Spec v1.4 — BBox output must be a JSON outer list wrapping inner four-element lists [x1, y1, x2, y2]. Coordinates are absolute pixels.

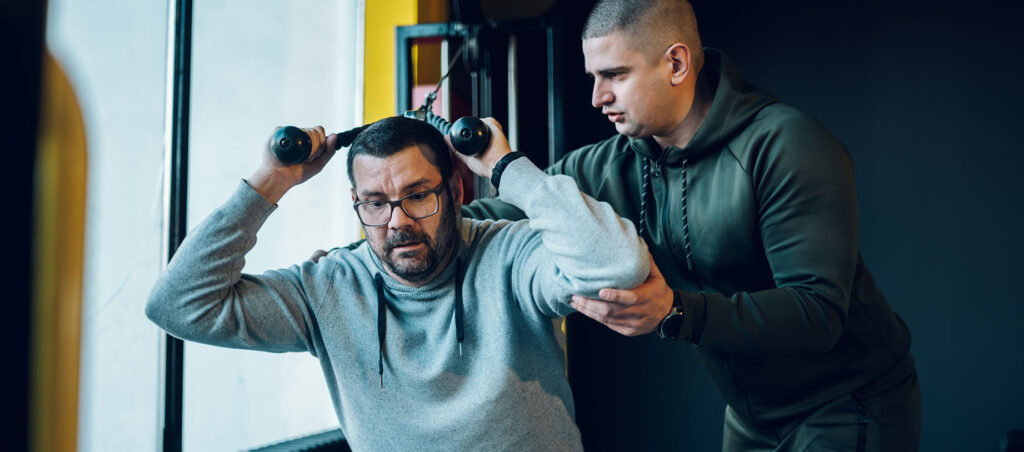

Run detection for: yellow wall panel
[[363, 0, 447, 122], [364, 1, 417, 122]]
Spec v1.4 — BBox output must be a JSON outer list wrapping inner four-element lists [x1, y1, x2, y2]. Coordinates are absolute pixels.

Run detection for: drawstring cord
[[639, 155, 694, 272], [680, 157, 694, 271], [375, 274, 386, 388], [455, 257, 465, 356], [639, 159, 651, 239], [375, 258, 466, 389]]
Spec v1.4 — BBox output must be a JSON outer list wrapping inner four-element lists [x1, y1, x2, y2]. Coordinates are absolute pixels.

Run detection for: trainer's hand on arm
[[450, 118, 510, 179], [248, 126, 338, 204], [570, 254, 673, 336]]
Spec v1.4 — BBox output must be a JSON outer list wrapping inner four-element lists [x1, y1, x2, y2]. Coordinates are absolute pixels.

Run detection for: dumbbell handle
[[269, 114, 490, 165], [268, 125, 364, 165]]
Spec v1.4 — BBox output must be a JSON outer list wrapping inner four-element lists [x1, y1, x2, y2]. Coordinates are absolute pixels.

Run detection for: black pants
[[722, 372, 921, 452]]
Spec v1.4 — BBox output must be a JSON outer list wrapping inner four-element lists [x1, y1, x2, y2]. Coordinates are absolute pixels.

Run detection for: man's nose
[[592, 81, 613, 108], [388, 204, 416, 229]]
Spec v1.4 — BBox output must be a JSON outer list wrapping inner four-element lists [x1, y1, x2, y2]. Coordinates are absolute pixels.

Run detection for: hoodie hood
[[628, 48, 778, 164]]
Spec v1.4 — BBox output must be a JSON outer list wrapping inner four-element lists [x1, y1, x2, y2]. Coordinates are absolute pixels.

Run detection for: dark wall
[[546, 0, 1024, 450]]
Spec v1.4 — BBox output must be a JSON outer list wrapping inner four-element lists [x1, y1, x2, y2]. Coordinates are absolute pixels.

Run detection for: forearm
[[499, 158, 650, 297], [460, 197, 526, 222], [461, 145, 576, 222], [677, 286, 846, 353], [247, 167, 294, 205]]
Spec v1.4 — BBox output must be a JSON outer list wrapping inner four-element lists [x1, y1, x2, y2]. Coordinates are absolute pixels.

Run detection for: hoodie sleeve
[[145, 181, 332, 355], [459, 194, 526, 221], [495, 157, 650, 317], [678, 114, 859, 353], [459, 145, 598, 221]]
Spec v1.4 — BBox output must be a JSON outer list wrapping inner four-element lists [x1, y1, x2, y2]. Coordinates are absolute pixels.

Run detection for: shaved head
[[583, 0, 703, 72]]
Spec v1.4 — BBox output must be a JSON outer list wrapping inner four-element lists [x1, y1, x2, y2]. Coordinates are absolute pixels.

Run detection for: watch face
[[660, 313, 685, 340]]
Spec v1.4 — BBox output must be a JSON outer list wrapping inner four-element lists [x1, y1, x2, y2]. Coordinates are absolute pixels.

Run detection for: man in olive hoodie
[[462, 0, 921, 450]]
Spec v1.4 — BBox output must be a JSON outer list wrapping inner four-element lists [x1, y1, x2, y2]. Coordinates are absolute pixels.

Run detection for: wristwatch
[[490, 152, 526, 190], [656, 291, 685, 340]]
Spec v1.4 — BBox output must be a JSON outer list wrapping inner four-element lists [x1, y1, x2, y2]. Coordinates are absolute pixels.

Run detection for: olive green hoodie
[[463, 48, 915, 425]]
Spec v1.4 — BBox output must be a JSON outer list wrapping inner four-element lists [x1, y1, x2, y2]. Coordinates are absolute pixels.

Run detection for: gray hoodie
[[146, 157, 649, 451]]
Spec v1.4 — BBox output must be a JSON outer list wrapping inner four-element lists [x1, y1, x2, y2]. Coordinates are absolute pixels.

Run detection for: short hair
[[346, 116, 454, 188], [582, 0, 704, 71]]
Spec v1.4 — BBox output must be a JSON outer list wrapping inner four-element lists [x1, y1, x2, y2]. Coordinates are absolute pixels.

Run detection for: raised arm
[[146, 127, 339, 353], [454, 119, 650, 317]]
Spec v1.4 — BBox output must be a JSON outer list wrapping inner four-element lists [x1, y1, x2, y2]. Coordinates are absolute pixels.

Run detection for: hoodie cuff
[[230, 179, 278, 233], [677, 289, 708, 344], [494, 156, 545, 208]]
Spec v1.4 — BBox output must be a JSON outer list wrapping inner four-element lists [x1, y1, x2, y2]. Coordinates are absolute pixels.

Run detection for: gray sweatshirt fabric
[[146, 158, 650, 451]]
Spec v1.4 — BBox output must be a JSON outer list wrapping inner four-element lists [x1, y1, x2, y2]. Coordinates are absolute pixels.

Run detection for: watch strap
[[657, 291, 685, 340], [490, 152, 527, 190]]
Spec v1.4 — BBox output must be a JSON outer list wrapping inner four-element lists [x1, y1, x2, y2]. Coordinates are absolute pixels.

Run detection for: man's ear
[[449, 175, 464, 206], [350, 188, 357, 202], [665, 43, 692, 86]]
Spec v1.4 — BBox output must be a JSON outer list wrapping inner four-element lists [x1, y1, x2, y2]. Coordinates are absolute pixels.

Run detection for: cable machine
[[395, 15, 565, 201]]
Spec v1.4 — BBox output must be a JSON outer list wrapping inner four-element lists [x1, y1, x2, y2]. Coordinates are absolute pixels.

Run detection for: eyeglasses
[[353, 181, 447, 227]]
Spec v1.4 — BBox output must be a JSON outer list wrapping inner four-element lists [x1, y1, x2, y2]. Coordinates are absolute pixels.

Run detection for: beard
[[373, 193, 458, 283]]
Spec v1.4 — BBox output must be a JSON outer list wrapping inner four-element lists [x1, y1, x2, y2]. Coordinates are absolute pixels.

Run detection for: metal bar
[[507, 35, 518, 151], [468, 26, 494, 199], [395, 27, 412, 114], [159, 0, 192, 450], [441, 39, 450, 120], [546, 21, 566, 164], [395, 23, 452, 114], [397, 22, 452, 39]]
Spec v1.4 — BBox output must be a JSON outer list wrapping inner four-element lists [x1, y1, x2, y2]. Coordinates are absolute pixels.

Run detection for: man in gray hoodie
[[145, 116, 650, 451]]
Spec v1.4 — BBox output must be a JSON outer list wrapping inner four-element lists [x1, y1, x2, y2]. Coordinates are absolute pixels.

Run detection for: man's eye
[[409, 193, 428, 201], [368, 201, 387, 209]]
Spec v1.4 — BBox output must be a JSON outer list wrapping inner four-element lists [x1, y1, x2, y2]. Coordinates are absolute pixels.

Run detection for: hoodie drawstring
[[640, 156, 694, 272], [639, 159, 651, 239], [375, 273, 386, 388], [374, 258, 465, 389], [454, 257, 465, 356], [680, 157, 694, 271]]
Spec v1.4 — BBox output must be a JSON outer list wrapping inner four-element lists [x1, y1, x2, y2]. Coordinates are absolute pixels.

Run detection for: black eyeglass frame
[[352, 180, 449, 227]]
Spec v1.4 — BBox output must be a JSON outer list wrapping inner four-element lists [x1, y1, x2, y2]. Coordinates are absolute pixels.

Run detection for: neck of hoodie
[[628, 48, 778, 166]]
